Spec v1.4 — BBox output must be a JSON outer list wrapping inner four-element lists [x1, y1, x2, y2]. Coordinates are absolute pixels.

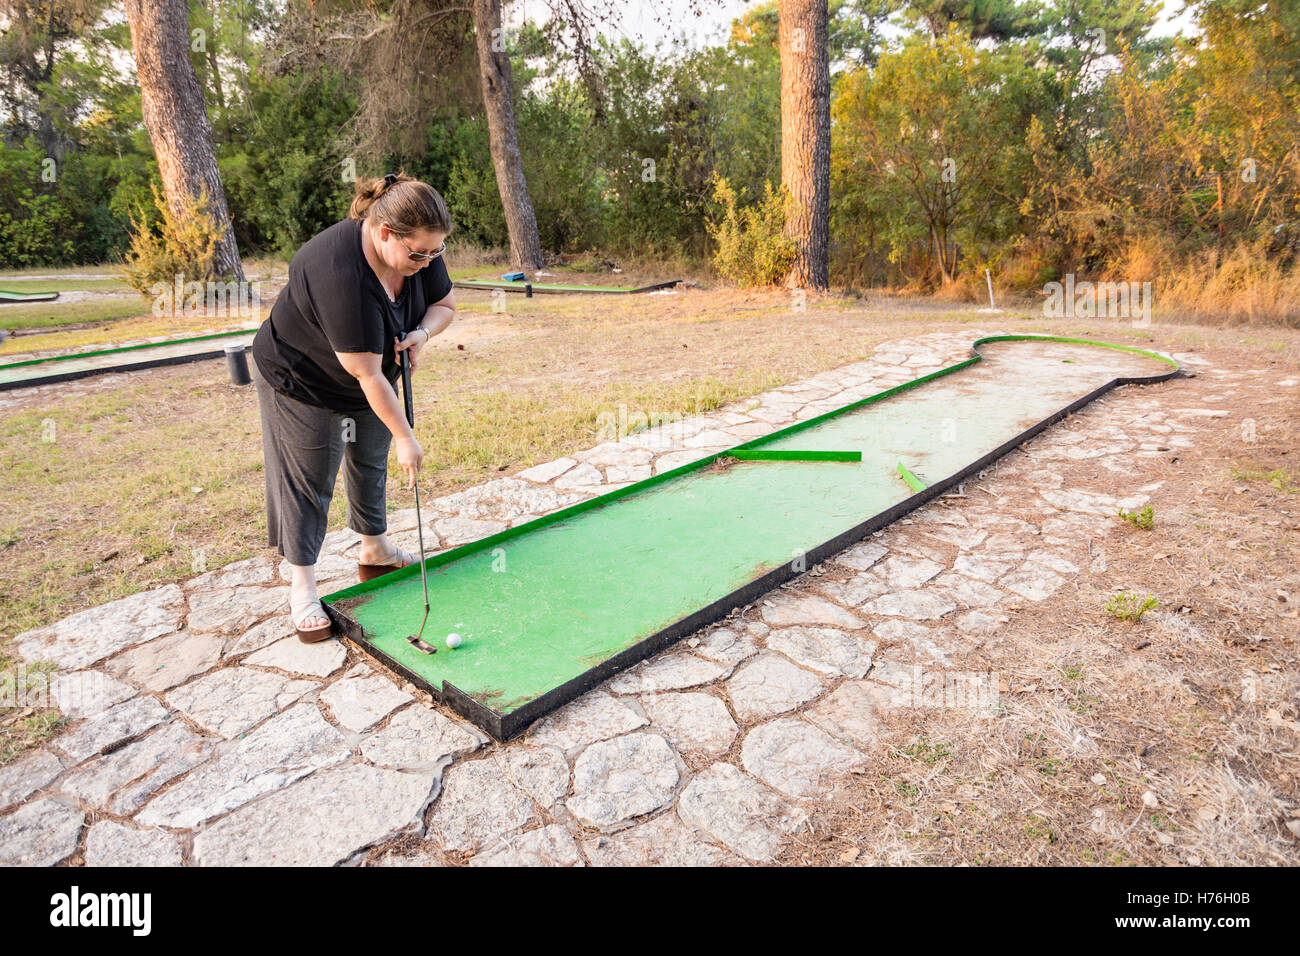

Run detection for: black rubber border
[[0, 345, 250, 391], [327, 336, 1183, 742], [0, 329, 256, 392]]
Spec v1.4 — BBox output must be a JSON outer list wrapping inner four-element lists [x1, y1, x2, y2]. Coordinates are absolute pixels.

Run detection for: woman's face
[[375, 223, 447, 277]]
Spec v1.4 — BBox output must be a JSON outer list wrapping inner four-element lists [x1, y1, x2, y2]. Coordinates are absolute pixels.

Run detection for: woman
[[250, 172, 456, 642]]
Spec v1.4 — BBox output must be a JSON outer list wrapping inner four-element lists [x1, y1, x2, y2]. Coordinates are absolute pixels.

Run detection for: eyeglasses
[[391, 230, 446, 262]]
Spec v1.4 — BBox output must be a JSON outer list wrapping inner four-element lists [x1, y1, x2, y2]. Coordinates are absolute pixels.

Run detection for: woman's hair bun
[[348, 171, 452, 238]]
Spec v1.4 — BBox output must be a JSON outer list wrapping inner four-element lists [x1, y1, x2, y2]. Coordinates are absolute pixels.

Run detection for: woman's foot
[[290, 585, 333, 643], [357, 537, 419, 582]]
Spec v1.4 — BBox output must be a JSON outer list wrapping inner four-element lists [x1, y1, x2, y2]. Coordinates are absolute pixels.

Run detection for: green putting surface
[[325, 335, 1178, 737]]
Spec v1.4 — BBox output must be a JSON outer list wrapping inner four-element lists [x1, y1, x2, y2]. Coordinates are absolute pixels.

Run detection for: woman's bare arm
[[398, 290, 457, 372], [419, 289, 456, 340], [334, 350, 423, 485]]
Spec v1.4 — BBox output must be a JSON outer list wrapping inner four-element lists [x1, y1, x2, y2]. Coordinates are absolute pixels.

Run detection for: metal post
[[225, 345, 251, 386]]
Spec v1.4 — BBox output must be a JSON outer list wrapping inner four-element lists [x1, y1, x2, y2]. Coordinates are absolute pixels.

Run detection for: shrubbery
[[707, 176, 797, 287], [0, 139, 79, 269], [1, 0, 1295, 319], [119, 185, 231, 294]]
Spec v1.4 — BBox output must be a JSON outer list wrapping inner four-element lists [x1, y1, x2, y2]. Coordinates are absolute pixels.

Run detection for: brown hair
[[348, 171, 453, 238]]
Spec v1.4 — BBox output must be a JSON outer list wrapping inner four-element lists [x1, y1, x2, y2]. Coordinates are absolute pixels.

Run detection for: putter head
[[406, 634, 437, 654]]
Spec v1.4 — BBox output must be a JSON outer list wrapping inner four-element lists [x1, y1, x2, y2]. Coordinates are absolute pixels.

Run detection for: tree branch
[[325, 6, 469, 43]]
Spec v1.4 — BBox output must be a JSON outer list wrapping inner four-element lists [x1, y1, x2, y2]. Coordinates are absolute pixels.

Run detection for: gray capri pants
[[252, 361, 393, 567]]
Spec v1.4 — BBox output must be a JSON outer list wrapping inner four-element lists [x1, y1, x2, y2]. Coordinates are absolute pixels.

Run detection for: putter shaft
[[401, 348, 431, 643], [413, 477, 430, 642]]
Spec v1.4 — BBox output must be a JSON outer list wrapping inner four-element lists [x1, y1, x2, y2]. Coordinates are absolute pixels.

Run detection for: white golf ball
[[446, 633, 462, 649]]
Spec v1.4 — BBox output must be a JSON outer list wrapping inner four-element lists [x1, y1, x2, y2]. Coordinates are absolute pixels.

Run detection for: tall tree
[[0, 0, 106, 159], [778, 0, 831, 289], [123, 0, 243, 279], [272, 0, 543, 268], [901, 0, 1048, 40], [473, 0, 543, 268], [834, 31, 1038, 285]]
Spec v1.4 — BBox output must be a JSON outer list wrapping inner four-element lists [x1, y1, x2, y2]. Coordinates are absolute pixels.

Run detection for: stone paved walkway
[[0, 329, 1234, 866]]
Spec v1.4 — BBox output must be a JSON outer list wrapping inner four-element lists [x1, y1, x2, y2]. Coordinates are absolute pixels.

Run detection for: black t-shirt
[[252, 218, 453, 415]]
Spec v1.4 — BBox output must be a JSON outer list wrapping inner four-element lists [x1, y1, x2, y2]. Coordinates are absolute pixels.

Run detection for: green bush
[[0, 138, 78, 268], [707, 175, 797, 287], [217, 68, 355, 257], [119, 185, 230, 294], [442, 116, 509, 249]]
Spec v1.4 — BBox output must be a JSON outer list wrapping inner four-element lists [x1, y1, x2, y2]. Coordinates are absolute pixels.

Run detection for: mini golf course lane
[[0, 328, 257, 390], [324, 336, 1179, 740], [453, 278, 680, 295]]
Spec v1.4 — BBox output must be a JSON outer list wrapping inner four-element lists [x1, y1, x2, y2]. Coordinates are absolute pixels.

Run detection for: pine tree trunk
[[779, 0, 831, 290], [473, 0, 544, 270], [123, 0, 243, 281]]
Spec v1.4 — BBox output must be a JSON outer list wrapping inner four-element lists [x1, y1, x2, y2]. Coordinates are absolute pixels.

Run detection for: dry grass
[[0, 298, 156, 339], [1157, 238, 1300, 327], [441, 243, 508, 272], [0, 265, 121, 278], [975, 236, 1300, 327]]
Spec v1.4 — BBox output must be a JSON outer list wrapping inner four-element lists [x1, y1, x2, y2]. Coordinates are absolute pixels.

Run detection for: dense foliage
[[0, 0, 1294, 296]]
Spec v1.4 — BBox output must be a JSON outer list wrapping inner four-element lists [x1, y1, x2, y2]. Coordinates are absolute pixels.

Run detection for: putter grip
[[400, 348, 414, 428]]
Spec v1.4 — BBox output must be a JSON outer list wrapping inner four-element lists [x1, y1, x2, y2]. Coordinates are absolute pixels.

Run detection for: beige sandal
[[291, 593, 333, 643], [357, 544, 418, 583]]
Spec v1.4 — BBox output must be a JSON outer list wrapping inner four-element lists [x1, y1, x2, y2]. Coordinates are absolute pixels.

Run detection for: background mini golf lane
[[0, 329, 257, 385], [453, 279, 672, 293], [342, 339, 1172, 714], [456, 280, 622, 292]]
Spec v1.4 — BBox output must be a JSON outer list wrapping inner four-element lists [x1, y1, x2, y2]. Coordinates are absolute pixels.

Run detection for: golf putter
[[400, 347, 433, 653]]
